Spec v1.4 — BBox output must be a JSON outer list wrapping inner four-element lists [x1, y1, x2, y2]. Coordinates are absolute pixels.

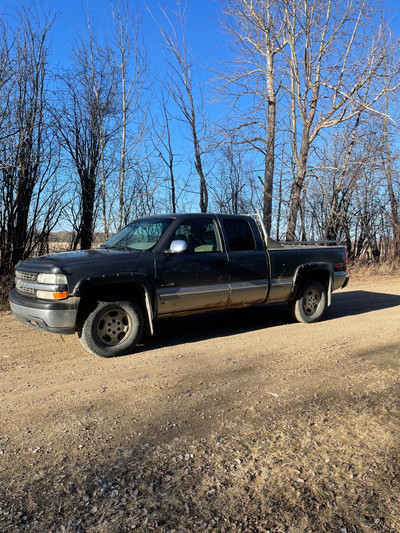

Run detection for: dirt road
[[1, 279, 400, 532]]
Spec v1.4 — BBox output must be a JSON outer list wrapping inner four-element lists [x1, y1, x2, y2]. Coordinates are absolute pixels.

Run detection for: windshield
[[103, 218, 173, 251]]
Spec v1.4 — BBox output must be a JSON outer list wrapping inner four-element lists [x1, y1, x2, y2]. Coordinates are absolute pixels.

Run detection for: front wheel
[[289, 280, 327, 323], [79, 296, 143, 357]]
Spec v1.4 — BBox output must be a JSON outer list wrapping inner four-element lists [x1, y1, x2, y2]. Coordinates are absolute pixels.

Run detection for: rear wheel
[[289, 280, 327, 323], [80, 296, 143, 357]]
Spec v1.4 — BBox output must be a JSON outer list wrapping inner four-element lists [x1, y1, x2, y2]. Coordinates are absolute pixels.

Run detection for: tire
[[289, 280, 327, 323], [80, 296, 143, 357]]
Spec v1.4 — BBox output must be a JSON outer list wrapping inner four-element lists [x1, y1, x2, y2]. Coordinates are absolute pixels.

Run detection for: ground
[[0, 278, 399, 532]]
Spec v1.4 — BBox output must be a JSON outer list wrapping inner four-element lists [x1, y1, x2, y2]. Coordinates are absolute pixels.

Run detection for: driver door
[[155, 217, 229, 315]]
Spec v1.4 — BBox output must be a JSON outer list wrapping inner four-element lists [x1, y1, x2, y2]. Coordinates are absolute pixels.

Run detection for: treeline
[[1, 0, 400, 286]]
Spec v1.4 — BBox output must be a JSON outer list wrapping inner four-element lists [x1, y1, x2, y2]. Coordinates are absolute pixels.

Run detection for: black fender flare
[[73, 273, 155, 335], [290, 263, 334, 306]]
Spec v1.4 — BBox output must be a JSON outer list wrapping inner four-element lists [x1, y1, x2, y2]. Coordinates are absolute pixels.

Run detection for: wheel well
[[291, 269, 330, 300], [76, 283, 151, 335]]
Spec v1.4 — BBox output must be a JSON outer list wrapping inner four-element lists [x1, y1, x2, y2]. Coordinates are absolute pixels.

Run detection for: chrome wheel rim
[[95, 307, 131, 346], [303, 288, 321, 315]]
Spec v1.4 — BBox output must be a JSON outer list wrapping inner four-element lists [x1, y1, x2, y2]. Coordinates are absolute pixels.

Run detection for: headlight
[[37, 273, 67, 284]]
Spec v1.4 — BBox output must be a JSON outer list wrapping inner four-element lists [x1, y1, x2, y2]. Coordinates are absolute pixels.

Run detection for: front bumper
[[9, 289, 80, 335]]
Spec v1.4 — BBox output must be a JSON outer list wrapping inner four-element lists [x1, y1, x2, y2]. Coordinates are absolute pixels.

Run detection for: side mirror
[[166, 239, 188, 254]]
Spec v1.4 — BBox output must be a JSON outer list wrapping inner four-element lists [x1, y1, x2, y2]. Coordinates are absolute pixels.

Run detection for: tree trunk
[[286, 155, 307, 240], [262, 37, 276, 235], [263, 93, 275, 234], [193, 130, 208, 213], [382, 97, 400, 260], [79, 170, 96, 250], [118, 78, 127, 231]]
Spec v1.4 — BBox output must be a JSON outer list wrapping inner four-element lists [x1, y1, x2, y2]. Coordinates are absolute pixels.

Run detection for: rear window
[[223, 219, 256, 251]]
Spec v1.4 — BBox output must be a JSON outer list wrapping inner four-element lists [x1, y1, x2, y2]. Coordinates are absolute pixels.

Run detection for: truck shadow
[[141, 289, 400, 351], [326, 289, 400, 319]]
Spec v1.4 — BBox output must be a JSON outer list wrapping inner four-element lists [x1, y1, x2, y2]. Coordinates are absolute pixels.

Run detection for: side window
[[171, 218, 221, 253], [223, 219, 256, 251]]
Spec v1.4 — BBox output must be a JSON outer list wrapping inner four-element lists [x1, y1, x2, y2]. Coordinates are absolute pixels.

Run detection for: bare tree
[[304, 110, 390, 259], [55, 38, 115, 250], [152, 90, 179, 213], [156, 1, 209, 213], [220, 0, 288, 233], [0, 7, 60, 280], [110, 1, 149, 230], [322, 113, 362, 242], [381, 91, 400, 260], [121, 163, 162, 221], [282, 0, 400, 240], [211, 141, 255, 214], [86, 15, 117, 240]]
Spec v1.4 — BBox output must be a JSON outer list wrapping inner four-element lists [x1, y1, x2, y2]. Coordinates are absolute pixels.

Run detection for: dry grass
[[348, 260, 400, 282], [48, 241, 72, 253], [0, 272, 14, 311], [1, 387, 399, 532]]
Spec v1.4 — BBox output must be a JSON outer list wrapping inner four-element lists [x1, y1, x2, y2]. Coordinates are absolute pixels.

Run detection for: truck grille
[[16, 271, 38, 282], [17, 284, 36, 296], [15, 271, 38, 297]]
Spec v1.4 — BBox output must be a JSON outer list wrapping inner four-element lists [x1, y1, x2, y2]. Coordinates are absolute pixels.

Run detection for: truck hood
[[16, 248, 140, 273]]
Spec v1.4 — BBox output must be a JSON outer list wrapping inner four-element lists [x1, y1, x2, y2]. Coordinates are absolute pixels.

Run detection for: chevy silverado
[[9, 213, 349, 357]]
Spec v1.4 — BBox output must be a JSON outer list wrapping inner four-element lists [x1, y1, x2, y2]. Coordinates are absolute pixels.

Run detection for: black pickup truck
[[9, 213, 349, 357]]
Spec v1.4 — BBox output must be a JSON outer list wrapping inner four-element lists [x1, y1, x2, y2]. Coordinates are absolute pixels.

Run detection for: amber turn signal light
[[52, 291, 69, 299]]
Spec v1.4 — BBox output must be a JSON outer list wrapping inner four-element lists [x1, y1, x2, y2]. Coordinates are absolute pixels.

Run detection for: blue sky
[[2, 0, 400, 109], [0, 1, 226, 93], [3, 0, 399, 119], [44, 0, 225, 77], [9, 0, 397, 71]]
